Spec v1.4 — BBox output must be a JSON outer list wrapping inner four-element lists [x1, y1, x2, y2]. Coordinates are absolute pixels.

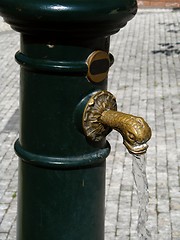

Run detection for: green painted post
[[0, 1, 137, 239]]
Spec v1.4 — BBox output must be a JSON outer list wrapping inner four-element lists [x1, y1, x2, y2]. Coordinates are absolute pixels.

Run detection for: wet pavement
[[0, 9, 180, 240]]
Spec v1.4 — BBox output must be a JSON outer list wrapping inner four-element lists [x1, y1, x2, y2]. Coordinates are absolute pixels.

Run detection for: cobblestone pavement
[[0, 9, 180, 240]]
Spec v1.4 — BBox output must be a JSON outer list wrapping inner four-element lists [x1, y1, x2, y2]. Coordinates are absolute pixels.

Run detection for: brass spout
[[100, 110, 152, 155], [82, 91, 152, 155]]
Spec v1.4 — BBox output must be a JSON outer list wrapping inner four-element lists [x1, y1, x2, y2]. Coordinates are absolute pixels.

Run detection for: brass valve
[[83, 91, 151, 155]]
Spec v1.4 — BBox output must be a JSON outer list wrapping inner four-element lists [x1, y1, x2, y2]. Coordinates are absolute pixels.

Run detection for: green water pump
[[0, 1, 138, 239]]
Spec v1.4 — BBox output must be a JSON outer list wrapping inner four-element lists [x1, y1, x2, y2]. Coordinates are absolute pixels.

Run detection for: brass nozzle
[[82, 91, 151, 155], [100, 110, 151, 155]]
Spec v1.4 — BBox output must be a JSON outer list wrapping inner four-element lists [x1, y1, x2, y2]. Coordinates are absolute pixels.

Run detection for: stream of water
[[132, 154, 151, 240]]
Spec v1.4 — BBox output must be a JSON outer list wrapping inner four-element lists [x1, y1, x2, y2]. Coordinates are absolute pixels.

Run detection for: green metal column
[[15, 36, 110, 240], [0, 1, 137, 239]]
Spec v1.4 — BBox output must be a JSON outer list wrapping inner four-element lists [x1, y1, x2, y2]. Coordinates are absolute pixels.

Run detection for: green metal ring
[[15, 51, 88, 75], [14, 139, 110, 169]]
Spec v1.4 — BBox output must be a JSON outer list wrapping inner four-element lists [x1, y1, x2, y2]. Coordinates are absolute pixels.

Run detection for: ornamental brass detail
[[86, 51, 110, 83], [83, 91, 117, 141], [83, 91, 152, 155]]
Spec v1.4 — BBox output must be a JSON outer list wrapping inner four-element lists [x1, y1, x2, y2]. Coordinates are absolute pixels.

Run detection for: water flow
[[132, 154, 151, 240]]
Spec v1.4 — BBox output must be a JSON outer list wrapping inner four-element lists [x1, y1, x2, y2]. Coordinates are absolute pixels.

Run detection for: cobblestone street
[[0, 9, 180, 240]]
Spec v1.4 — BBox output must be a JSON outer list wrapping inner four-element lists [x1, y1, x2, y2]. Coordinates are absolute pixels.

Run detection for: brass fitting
[[83, 91, 151, 155]]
